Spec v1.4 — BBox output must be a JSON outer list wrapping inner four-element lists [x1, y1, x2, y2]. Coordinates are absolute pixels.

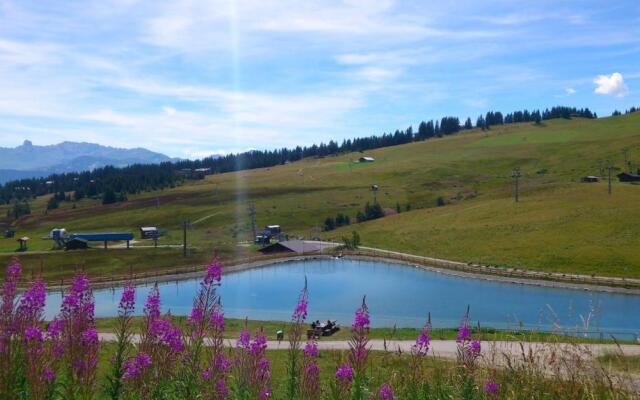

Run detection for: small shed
[[582, 176, 599, 183], [140, 227, 159, 239], [16, 236, 29, 251], [359, 156, 375, 163], [617, 172, 640, 182], [265, 225, 281, 235], [65, 237, 88, 250]]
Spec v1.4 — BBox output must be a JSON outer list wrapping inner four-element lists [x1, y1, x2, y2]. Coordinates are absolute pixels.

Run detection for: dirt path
[[97, 333, 639, 359]]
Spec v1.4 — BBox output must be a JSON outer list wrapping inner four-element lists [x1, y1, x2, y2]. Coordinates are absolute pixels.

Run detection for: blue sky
[[0, 0, 638, 158]]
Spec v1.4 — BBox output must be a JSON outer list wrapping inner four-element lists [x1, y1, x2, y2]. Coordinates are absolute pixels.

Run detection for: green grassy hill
[[1, 113, 640, 279]]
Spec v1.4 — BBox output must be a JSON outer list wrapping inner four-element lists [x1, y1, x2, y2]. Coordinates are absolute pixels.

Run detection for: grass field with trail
[[1, 113, 640, 279], [92, 317, 631, 344]]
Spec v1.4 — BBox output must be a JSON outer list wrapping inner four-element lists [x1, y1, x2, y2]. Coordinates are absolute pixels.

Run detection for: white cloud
[[593, 72, 628, 97], [565, 87, 576, 95], [463, 98, 488, 109], [0, 0, 639, 158]]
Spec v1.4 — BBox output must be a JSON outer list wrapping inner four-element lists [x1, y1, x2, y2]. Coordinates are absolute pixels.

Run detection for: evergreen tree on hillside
[[464, 117, 473, 129], [418, 121, 429, 139], [47, 196, 59, 210], [476, 115, 486, 130], [324, 217, 336, 231], [102, 188, 117, 205]]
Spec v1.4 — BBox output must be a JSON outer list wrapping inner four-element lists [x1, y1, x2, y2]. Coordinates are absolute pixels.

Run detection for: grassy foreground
[[1, 113, 640, 279], [89, 342, 637, 399], [598, 353, 640, 374]]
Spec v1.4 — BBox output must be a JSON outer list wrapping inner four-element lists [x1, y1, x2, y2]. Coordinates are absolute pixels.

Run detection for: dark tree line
[[323, 213, 351, 231], [613, 106, 639, 116], [0, 105, 599, 206], [0, 163, 182, 206]]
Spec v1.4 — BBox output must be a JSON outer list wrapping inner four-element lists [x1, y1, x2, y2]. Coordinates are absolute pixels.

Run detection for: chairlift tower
[[182, 219, 191, 257], [512, 167, 521, 203], [248, 203, 257, 241], [607, 162, 613, 195], [370, 184, 379, 204]]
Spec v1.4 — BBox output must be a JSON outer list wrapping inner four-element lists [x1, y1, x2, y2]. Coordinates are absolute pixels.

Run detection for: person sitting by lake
[[323, 320, 334, 332]]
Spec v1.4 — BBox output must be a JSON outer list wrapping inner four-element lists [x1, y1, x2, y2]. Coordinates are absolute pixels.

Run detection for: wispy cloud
[[0, 0, 638, 157]]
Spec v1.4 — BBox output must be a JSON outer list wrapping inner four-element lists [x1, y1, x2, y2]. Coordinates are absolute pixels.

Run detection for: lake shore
[[42, 249, 640, 296]]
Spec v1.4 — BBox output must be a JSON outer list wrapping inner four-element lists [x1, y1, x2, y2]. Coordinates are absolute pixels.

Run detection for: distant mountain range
[[0, 140, 172, 184]]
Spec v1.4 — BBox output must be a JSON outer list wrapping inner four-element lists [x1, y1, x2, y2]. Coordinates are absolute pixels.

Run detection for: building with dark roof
[[258, 240, 339, 255], [617, 172, 640, 182], [65, 237, 89, 250]]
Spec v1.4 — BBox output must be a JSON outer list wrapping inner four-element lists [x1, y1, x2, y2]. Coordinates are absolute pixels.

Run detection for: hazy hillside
[[0, 140, 171, 183], [1, 113, 639, 279]]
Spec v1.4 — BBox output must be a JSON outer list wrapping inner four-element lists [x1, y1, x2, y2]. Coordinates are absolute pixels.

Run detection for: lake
[[44, 258, 640, 338]]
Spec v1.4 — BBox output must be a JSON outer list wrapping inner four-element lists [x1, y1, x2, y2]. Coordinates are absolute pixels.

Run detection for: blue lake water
[[44, 258, 640, 337]]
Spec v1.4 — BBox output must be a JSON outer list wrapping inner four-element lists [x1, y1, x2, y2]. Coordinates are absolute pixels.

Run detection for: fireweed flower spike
[[303, 340, 319, 358], [234, 325, 271, 398], [301, 340, 321, 399], [287, 278, 308, 399], [413, 321, 431, 357], [105, 281, 136, 399], [56, 273, 98, 398], [118, 282, 136, 316], [125, 283, 183, 398], [378, 383, 394, 400], [455, 309, 481, 370], [204, 259, 223, 285], [180, 260, 224, 397], [334, 363, 354, 398], [23, 325, 51, 400], [348, 296, 370, 400], [336, 364, 354, 383], [143, 284, 161, 322], [16, 279, 46, 332], [350, 297, 371, 369], [408, 314, 432, 394], [0, 260, 23, 397], [484, 379, 500, 396]]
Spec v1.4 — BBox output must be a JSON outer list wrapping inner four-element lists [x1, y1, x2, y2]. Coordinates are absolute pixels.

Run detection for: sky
[[0, 0, 639, 159]]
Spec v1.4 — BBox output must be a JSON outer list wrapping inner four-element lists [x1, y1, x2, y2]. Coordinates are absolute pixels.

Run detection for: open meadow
[[2, 113, 640, 280]]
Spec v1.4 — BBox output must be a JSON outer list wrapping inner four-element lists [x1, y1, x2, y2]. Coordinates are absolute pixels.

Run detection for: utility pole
[[371, 184, 379, 204], [248, 203, 257, 241], [623, 149, 629, 172], [607, 162, 613, 195], [182, 219, 190, 257], [512, 167, 521, 203]]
